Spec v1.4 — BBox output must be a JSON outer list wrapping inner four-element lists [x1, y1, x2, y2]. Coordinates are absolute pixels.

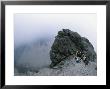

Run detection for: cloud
[[14, 13, 97, 51]]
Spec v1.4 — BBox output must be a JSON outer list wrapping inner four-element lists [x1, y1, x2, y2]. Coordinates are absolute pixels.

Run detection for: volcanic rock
[[50, 29, 96, 67]]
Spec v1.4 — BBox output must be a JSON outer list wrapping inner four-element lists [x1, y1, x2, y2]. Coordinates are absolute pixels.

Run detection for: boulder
[[50, 29, 96, 67]]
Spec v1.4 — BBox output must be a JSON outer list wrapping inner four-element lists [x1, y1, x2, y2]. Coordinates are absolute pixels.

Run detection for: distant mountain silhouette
[[14, 37, 52, 74]]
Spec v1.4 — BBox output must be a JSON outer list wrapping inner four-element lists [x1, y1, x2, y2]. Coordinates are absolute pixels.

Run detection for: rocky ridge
[[50, 29, 96, 67]]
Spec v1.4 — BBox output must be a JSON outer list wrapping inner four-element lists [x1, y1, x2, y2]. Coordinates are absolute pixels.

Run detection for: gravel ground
[[15, 57, 97, 76]]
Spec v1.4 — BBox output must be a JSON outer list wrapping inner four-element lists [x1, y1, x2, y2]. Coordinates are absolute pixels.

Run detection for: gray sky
[[14, 13, 97, 51]]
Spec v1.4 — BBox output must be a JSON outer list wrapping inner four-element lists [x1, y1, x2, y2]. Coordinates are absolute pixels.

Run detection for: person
[[83, 57, 89, 66], [75, 51, 81, 63], [74, 51, 77, 60], [83, 59, 89, 65], [75, 51, 78, 56], [81, 54, 86, 60], [76, 57, 80, 63]]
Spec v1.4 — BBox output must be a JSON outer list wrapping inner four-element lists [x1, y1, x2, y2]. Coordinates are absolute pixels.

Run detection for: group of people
[[74, 51, 89, 65]]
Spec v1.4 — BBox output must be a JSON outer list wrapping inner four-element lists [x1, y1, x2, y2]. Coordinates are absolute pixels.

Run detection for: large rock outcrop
[[50, 29, 96, 67]]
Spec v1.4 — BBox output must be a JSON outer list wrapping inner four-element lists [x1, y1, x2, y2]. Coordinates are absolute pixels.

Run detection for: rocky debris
[[20, 57, 97, 76], [14, 56, 97, 76], [50, 29, 96, 67]]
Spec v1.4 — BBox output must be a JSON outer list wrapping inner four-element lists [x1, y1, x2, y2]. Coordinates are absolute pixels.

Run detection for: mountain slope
[[15, 56, 96, 76]]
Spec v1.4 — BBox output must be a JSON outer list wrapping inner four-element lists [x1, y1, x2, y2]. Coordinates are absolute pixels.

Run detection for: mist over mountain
[[14, 13, 97, 76], [14, 37, 53, 74], [14, 14, 97, 51]]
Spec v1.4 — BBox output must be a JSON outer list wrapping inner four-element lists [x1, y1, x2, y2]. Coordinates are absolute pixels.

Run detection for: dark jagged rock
[[50, 29, 96, 67]]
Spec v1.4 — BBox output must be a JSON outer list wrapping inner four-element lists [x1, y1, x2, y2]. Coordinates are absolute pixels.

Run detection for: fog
[[14, 14, 97, 49], [14, 13, 97, 74]]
